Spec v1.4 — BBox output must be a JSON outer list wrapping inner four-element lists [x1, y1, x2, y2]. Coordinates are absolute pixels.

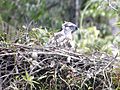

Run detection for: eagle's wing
[[45, 31, 65, 47], [46, 32, 73, 49]]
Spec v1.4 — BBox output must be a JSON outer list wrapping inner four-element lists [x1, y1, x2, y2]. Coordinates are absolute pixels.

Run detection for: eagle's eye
[[68, 25, 78, 32], [75, 26, 78, 30]]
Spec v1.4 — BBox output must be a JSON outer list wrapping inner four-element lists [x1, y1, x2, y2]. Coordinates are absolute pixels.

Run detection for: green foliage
[[83, 0, 117, 18], [74, 26, 115, 54], [80, 0, 119, 37], [0, 0, 48, 26], [22, 71, 39, 90], [0, 0, 63, 28], [29, 27, 51, 45], [0, 31, 6, 41]]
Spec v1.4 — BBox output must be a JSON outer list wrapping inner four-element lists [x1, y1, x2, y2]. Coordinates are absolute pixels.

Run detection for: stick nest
[[0, 43, 119, 90]]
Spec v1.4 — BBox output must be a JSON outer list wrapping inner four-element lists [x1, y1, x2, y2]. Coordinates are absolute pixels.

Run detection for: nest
[[0, 43, 119, 90]]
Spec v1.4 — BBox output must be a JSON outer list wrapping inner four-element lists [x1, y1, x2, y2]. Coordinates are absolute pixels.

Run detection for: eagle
[[46, 21, 78, 49]]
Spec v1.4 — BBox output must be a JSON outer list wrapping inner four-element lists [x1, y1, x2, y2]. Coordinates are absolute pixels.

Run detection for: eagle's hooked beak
[[71, 25, 78, 33]]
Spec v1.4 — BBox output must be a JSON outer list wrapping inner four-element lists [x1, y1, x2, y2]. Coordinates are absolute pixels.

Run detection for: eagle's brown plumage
[[46, 22, 78, 48]]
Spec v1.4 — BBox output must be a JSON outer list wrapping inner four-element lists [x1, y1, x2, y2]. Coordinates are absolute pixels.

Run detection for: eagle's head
[[62, 21, 78, 34]]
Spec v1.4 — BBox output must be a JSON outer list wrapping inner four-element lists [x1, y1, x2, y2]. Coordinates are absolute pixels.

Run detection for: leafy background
[[0, 0, 120, 58]]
